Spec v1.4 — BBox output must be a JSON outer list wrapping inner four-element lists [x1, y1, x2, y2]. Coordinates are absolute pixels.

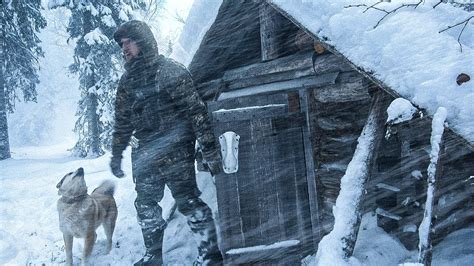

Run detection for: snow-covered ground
[[0, 144, 216, 265], [1, 144, 473, 265]]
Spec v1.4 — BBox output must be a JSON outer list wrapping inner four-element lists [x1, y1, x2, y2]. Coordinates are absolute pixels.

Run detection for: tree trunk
[[87, 89, 101, 156], [83, 12, 101, 157], [0, 9, 10, 160], [418, 107, 447, 266], [0, 76, 10, 160]]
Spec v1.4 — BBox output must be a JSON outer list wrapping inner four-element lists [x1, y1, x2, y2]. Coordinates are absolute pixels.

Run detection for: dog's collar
[[60, 194, 88, 204]]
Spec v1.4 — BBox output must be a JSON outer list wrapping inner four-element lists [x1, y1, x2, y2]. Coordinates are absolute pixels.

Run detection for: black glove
[[110, 156, 125, 178], [206, 159, 223, 177]]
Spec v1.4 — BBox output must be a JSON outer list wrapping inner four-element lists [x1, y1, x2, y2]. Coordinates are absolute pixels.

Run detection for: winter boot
[[179, 198, 223, 266], [134, 252, 163, 266], [134, 226, 165, 266]]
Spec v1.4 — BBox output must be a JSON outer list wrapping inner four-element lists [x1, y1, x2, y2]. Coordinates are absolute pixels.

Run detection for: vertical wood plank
[[254, 118, 282, 245], [214, 121, 247, 253], [299, 88, 323, 249], [259, 2, 282, 61]]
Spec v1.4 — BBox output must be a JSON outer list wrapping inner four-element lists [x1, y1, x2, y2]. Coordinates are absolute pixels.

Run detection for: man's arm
[[110, 77, 134, 177], [166, 68, 222, 176]]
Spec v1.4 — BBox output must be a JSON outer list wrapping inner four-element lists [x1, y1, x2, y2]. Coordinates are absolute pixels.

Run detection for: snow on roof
[[174, 0, 474, 144], [170, 0, 223, 66]]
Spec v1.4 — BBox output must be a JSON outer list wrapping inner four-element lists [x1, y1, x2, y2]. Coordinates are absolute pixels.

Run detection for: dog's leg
[[82, 230, 97, 266], [103, 215, 116, 253], [63, 233, 73, 266]]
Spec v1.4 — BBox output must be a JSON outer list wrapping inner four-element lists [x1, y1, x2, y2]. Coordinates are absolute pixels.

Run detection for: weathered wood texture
[[270, 1, 474, 152], [189, 0, 262, 83], [196, 51, 350, 101], [209, 92, 315, 264], [188, 1, 474, 255], [337, 90, 391, 258], [371, 115, 474, 250], [308, 77, 372, 234], [299, 89, 323, 249], [259, 2, 283, 61]]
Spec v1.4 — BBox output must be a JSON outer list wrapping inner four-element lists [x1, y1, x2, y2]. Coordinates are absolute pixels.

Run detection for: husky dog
[[56, 167, 118, 266]]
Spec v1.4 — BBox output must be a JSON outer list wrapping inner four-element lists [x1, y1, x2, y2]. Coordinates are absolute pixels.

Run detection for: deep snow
[[2, 144, 473, 265]]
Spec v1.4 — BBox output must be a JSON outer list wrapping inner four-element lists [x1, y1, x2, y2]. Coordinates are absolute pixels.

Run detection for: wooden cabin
[[177, 0, 474, 264]]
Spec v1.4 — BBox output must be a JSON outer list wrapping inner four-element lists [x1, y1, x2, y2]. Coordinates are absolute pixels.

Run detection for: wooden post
[[418, 107, 447, 266], [259, 2, 281, 61], [299, 89, 323, 249], [316, 90, 390, 262]]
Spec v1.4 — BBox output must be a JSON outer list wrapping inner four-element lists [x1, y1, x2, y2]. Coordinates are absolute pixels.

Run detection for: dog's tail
[[92, 180, 116, 196]]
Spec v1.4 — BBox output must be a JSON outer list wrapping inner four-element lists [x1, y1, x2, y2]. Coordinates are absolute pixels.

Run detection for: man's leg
[[133, 161, 167, 266], [167, 159, 223, 265]]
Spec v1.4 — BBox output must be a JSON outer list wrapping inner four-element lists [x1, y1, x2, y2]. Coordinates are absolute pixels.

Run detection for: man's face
[[121, 38, 140, 62]]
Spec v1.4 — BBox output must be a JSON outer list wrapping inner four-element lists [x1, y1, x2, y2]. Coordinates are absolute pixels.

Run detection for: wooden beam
[[218, 72, 338, 100], [196, 51, 353, 101], [260, 2, 282, 61], [313, 72, 370, 103], [224, 51, 349, 82], [316, 90, 390, 261], [222, 51, 351, 91]]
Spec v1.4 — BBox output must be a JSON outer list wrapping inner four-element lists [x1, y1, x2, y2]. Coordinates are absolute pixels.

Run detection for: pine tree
[[50, 0, 147, 157], [1, 0, 47, 160]]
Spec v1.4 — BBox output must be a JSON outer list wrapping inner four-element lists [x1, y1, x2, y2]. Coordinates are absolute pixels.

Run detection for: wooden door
[[208, 92, 316, 264]]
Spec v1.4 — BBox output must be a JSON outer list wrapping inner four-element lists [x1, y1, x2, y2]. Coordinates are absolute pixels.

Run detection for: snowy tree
[[0, 0, 47, 160], [49, 0, 147, 157]]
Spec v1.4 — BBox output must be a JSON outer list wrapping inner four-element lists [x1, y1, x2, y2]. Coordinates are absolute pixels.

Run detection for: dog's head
[[57, 167, 88, 197]]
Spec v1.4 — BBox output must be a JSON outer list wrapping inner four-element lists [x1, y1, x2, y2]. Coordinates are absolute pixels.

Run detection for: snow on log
[[314, 91, 390, 265], [386, 98, 418, 125], [418, 107, 447, 266]]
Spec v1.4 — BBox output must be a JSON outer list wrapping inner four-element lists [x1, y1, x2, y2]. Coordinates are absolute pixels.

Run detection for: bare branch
[[433, 1, 444, 9], [439, 16, 473, 52], [345, 1, 424, 29]]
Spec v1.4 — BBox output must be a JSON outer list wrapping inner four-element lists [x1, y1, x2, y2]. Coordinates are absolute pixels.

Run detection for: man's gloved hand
[[206, 159, 223, 177], [110, 156, 125, 178]]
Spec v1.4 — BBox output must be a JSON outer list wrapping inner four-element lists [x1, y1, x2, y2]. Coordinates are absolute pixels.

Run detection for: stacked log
[[308, 72, 371, 234]]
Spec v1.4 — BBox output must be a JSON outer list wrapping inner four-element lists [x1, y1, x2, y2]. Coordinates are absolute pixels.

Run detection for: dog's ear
[[56, 172, 72, 189]]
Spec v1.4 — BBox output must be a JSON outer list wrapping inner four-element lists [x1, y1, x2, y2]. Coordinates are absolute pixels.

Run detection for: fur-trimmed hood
[[114, 20, 158, 61]]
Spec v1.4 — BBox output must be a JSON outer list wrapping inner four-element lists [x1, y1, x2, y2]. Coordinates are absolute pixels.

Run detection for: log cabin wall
[[369, 115, 474, 250], [306, 65, 372, 234], [187, 1, 474, 256]]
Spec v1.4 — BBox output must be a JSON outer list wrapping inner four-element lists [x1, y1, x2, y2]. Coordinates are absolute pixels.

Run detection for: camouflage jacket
[[111, 55, 221, 174]]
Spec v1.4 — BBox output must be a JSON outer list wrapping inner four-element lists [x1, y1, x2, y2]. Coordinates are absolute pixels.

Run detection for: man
[[110, 20, 223, 266]]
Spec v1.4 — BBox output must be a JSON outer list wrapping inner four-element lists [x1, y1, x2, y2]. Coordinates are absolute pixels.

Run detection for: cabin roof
[[171, 0, 474, 145]]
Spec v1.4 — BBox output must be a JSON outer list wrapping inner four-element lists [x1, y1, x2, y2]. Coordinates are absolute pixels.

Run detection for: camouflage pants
[[132, 141, 222, 264]]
